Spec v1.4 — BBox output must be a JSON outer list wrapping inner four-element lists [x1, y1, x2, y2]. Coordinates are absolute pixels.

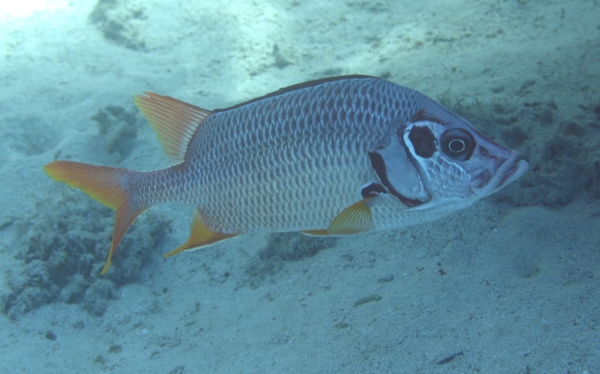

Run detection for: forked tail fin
[[43, 161, 147, 274]]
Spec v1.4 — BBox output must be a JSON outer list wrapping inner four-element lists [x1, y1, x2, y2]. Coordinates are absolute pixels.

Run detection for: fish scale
[[44, 75, 528, 273], [147, 77, 423, 233]]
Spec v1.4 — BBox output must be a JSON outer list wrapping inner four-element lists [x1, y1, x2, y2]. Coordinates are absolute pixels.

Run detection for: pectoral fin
[[164, 208, 237, 258], [303, 197, 375, 236]]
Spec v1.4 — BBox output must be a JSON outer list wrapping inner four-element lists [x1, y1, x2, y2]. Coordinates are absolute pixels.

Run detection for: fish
[[43, 75, 528, 274]]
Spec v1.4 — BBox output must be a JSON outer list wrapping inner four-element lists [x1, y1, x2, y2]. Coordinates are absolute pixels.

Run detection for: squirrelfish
[[44, 75, 528, 274]]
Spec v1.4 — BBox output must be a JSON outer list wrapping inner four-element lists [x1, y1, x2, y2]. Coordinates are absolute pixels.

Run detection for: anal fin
[[164, 208, 237, 258]]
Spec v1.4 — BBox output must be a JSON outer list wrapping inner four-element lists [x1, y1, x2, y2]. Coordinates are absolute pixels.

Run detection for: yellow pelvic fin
[[303, 197, 376, 236], [44, 161, 147, 275], [164, 208, 237, 258], [134, 92, 212, 164]]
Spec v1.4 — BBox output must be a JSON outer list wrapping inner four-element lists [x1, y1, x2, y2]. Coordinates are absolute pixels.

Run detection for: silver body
[[127, 76, 528, 235]]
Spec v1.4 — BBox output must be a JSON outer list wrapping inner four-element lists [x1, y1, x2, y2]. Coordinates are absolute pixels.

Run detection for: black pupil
[[448, 138, 466, 153], [441, 128, 474, 160]]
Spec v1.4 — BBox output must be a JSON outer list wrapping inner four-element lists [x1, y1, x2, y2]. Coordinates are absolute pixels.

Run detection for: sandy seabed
[[1, 0, 599, 373]]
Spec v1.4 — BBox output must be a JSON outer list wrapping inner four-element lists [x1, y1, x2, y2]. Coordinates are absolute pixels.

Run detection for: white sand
[[1, 0, 599, 372]]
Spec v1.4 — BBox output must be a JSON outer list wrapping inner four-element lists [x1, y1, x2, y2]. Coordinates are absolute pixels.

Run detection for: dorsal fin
[[214, 75, 377, 113], [134, 93, 212, 163]]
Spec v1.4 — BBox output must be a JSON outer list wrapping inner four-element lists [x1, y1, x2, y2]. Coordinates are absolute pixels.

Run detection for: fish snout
[[472, 149, 529, 196]]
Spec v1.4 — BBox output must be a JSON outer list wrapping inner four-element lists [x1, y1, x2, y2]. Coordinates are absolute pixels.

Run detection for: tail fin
[[43, 161, 147, 274]]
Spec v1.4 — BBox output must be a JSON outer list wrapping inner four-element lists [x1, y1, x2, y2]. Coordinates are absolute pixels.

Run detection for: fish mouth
[[486, 151, 529, 195], [471, 151, 528, 196]]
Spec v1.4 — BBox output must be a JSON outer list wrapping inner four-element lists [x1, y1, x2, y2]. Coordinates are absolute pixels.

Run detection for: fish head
[[374, 98, 528, 212], [403, 99, 528, 210]]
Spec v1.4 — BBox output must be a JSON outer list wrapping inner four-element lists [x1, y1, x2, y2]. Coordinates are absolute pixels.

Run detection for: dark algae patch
[[2, 193, 169, 319], [92, 104, 142, 160], [241, 233, 336, 289], [89, 0, 148, 51], [1, 100, 170, 319]]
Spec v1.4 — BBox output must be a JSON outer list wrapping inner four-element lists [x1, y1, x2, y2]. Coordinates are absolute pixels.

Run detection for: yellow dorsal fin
[[134, 93, 211, 164], [303, 197, 376, 236], [164, 208, 237, 258]]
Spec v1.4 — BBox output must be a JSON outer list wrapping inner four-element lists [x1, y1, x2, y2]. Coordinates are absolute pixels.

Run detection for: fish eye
[[441, 128, 474, 160]]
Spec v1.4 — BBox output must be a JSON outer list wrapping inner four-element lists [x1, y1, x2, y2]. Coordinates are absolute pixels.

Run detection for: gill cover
[[368, 134, 430, 207]]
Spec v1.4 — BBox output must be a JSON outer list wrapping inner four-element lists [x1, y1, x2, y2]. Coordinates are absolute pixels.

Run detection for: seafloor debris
[[1, 187, 169, 320], [353, 294, 382, 308], [437, 351, 464, 365], [89, 0, 148, 51], [91, 104, 142, 160]]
